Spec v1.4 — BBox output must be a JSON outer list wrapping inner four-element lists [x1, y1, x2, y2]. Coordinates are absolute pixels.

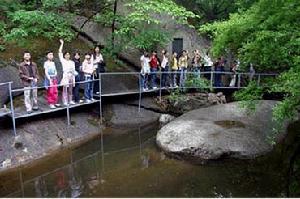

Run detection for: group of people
[[19, 40, 106, 114], [140, 49, 218, 91]]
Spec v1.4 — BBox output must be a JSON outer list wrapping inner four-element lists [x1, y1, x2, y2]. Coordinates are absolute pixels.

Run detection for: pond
[[0, 122, 287, 198]]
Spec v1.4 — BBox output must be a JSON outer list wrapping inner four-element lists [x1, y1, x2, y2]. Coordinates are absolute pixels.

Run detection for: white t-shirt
[[92, 54, 104, 67], [161, 56, 168, 69], [204, 55, 213, 67], [59, 52, 75, 74], [140, 55, 150, 74], [44, 61, 57, 78]]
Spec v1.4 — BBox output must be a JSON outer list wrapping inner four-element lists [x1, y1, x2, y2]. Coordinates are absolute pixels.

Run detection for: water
[[0, 123, 288, 197]]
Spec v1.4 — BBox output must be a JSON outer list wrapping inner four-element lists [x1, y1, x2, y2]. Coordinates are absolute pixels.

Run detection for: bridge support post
[[159, 71, 162, 102], [257, 74, 261, 86], [9, 82, 17, 136], [138, 73, 141, 113], [99, 73, 103, 124], [237, 73, 241, 88], [66, 103, 71, 126], [210, 71, 213, 89]]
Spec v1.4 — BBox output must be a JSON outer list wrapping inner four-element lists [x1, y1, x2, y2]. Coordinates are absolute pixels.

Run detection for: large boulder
[[0, 65, 23, 107], [156, 100, 289, 162]]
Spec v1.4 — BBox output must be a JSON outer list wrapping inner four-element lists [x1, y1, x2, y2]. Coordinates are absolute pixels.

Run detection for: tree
[[94, 0, 198, 53], [200, 0, 300, 129]]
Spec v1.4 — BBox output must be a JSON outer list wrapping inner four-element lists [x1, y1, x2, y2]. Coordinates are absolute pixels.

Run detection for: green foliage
[[4, 10, 75, 42], [94, 0, 198, 54], [201, 0, 300, 134], [234, 81, 263, 113], [131, 29, 170, 51], [167, 88, 186, 104], [185, 74, 211, 92]]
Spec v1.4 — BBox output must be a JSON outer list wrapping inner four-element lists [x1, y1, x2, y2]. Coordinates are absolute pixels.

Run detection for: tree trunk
[[111, 0, 118, 50]]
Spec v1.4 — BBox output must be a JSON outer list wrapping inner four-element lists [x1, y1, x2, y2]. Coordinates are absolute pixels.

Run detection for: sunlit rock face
[[157, 100, 289, 162]]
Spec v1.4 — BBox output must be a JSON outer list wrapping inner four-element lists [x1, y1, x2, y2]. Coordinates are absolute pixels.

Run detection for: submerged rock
[[156, 100, 289, 162], [105, 104, 160, 128]]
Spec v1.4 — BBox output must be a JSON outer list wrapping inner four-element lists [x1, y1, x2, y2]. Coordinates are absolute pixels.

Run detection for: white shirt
[[44, 61, 57, 78], [59, 52, 75, 74], [140, 55, 150, 74], [204, 55, 213, 67], [161, 56, 168, 69], [92, 54, 104, 68]]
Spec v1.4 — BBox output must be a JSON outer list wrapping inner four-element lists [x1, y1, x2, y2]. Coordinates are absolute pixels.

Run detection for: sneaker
[[63, 103, 69, 106], [153, 86, 158, 89], [32, 106, 39, 111], [49, 104, 56, 109], [79, 100, 84, 103], [85, 99, 92, 103], [69, 101, 76, 105], [91, 98, 96, 101], [27, 110, 33, 114], [55, 104, 61, 107]]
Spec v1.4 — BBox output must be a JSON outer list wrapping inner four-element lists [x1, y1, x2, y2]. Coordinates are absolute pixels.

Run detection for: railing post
[[66, 103, 71, 126], [237, 73, 241, 88], [138, 73, 142, 113], [159, 70, 162, 102], [99, 73, 103, 124], [210, 70, 213, 89], [9, 82, 17, 136], [257, 74, 261, 86]]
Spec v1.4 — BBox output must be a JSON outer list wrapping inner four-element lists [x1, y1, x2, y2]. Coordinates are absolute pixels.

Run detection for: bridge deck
[[6, 86, 244, 120]]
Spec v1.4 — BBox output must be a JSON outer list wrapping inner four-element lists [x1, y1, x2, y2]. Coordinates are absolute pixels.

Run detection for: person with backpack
[[19, 51, 39, 114]]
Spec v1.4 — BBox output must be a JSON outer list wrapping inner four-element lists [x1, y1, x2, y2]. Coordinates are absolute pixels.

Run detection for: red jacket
[[150, 56, 159, 69]]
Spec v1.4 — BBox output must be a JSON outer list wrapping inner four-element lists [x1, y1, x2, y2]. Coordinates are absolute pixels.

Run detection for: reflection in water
[[4, 124, 155, 198], [1, 122, 288, 198]]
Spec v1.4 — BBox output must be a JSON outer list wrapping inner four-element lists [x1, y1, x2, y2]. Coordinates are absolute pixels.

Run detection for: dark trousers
[[161, 66, 169, 87], [73, 75, 81, 102], [204, 66, 212, 80]]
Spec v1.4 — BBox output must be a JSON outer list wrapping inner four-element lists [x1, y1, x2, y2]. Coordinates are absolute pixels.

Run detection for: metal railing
[[0, 71, 278, 136]]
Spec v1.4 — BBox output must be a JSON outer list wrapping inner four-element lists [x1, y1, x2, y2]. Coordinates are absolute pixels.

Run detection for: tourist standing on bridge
[[82, 53, 95, 103], [59, 39, 76, 106], [149, 51, 159, 89], [214, 57, 225, 87], [203, 52, 213, 80], [140, 51, 151, 91], [19, 51, 39, 114], [73, 52, 83, 103], [170, 52, 179, 87], [160, 50, 169, 88], [192, 50, 202, 79], [178, 50, 188, 88], [92, 46, 105, 95], [44, 51, 60, 109]]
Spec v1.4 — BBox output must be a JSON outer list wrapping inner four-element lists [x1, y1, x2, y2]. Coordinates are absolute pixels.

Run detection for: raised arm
[[58, 39, 64, 62]]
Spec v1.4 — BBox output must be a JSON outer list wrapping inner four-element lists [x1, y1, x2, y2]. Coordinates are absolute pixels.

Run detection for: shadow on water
[[0, 121, 297, 198]]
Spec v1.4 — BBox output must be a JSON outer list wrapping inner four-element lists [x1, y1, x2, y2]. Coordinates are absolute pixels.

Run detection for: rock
[[162, 92, 227, 115], [156, 100, 289, 162], [0, 65, 23, 107], [105, 104, 160, 128], [159, 114, 175, 125], [1, 159, 11, 168]]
